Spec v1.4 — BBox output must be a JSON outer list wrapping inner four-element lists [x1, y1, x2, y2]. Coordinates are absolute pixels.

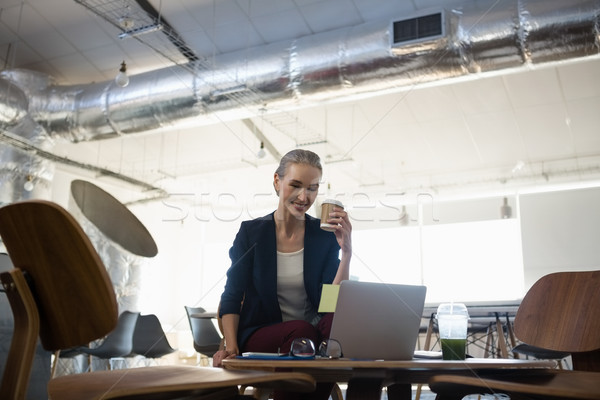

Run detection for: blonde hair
[[274, 149, 322, 194]]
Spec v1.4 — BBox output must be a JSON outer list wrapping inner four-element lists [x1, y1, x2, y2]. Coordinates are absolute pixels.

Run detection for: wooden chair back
[[0, 200, 118, 352], [513, 270, 600, 370]]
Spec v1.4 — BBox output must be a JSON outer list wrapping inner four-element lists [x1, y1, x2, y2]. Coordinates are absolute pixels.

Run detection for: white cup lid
[[322, 199, 344, 207], [436, 303, 469, 318]]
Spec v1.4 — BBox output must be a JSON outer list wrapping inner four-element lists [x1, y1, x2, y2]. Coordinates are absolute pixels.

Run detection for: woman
[[213, 149, 352, 399]]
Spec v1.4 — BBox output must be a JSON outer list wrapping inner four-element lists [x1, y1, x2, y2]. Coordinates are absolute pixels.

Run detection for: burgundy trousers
[[242, 313, 334, 400]]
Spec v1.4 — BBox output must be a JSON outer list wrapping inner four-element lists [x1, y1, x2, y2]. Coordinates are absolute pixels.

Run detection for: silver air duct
[[0, 0, 598, 143], [0, 79, 28, 125], [0, 68, 54, 204]]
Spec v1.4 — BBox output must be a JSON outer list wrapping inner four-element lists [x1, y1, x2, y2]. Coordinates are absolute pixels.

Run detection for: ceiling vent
[[392, 11, 444, 47]]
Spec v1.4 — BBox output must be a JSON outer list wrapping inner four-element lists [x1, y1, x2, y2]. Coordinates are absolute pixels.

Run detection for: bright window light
[[352, 219, 525, 304]]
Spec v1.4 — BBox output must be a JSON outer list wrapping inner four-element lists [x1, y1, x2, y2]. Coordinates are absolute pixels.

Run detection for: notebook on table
[[328, 280, 427, 360]]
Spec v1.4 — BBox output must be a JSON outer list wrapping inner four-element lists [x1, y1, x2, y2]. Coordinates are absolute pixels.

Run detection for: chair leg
[[415, 314, 436, 400], [484, 322, 493, 358], [331, 383, 344, 400], [51, 350, 60, 379], [495, 313, 508, 358], [238, 386, 269, 400]]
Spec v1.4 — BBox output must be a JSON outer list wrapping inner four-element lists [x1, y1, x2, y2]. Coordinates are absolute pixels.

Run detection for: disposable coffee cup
[[320, 199, 344, 232], [436, 303, 469, 360]]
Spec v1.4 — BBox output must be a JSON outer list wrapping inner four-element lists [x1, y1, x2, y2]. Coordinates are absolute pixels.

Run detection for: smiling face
[[274, 162, 321, 220]]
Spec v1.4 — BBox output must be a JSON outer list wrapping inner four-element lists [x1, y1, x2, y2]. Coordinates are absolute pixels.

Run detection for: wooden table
[[223, 357, 556, 400]]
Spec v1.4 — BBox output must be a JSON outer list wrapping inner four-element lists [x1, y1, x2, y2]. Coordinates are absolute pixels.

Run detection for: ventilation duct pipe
[[0, 69, 54, 204], [0, 79, 28, 125], [1, 0, 599, 142]]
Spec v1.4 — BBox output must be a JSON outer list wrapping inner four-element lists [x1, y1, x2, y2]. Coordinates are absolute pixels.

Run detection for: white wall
[[519, 187, 600, 288]]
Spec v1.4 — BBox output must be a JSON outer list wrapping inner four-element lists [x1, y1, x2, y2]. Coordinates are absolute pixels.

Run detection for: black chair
[[131, 314, 176, 363], [77, 310, 140, 370], [184, 306, 223, 357]]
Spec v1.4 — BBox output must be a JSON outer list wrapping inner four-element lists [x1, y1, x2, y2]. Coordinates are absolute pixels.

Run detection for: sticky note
[[318, 284, 340, 313]]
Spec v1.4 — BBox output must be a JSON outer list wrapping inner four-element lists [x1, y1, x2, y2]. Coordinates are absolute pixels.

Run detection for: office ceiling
[[1, 0, 600, 204]]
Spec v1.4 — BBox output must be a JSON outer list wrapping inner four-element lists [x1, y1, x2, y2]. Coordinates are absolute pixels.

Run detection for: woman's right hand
[[212, 348, 239, 367]]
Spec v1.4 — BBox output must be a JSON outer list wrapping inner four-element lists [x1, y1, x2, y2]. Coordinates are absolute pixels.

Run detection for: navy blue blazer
[[219, 212, 341, 349]]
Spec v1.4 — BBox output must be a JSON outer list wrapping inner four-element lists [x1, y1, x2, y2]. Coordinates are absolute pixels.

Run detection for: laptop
[[328, 280, 427, 360]]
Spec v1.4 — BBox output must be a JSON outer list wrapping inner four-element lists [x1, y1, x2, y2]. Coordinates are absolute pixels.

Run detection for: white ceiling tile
[[503, 67, 563, 108], [352, 0, 417, 21], [419, 118, 481, 170], [558, 58, 600, 101], [3, 41, 41, 70], [299, 0, 362, 33], [466, 111, 526, 166], [23, 30, 77, 59], [0, 0, 27, 7], [0, 22, 18, 45], [251, 9, 311, 43], [356, 92, 418, 125], [352, 121, 437, 173], [82, 44, 124, 72], [238, 0, 298, 17], [154, 2, 204, 34], [211, 20, 263, 53], [210, 1, 250, 25], [292, 0, 324, 7], [57, 21, 114, 52], [406, 86, 462, 122], [47, 52, 98, 85], [514, 103, 574, 160], [179, 0, 218, 29], [0, 2, 42, 34], [179, 28, 219, 58], [451, 76, 512, 115], [30, 0, 90, 24], [179, 0, 248, 36], [566, 97, 600, 153]]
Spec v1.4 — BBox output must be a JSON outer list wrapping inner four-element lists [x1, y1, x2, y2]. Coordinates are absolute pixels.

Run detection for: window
[[352, 218, 525, 303]]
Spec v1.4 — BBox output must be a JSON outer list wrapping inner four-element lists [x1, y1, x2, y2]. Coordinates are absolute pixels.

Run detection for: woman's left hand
[[328, 206, 352, 254]]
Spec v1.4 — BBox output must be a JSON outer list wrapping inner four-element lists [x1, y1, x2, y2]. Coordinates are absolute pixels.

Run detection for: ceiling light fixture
[[399, 205, 410, 226], [257, 142, 266, 159], [500, 197, 512, 219], [115, 61, 129, 87], [23, 175, 34, 192]]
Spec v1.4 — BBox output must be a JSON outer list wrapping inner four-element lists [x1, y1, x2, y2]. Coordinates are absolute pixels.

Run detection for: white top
[[276, 248, 316, 323]]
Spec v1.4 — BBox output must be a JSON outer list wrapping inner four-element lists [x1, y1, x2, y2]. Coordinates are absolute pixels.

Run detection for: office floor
[[333, 384, 438, 400], [336, 385, 509, 399]]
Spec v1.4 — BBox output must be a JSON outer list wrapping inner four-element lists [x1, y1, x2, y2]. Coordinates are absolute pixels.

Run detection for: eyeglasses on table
[[288, 338, 343, 359]]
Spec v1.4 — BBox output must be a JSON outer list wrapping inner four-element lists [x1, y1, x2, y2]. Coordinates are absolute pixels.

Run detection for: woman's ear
[[273, 173, 280, 196]]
